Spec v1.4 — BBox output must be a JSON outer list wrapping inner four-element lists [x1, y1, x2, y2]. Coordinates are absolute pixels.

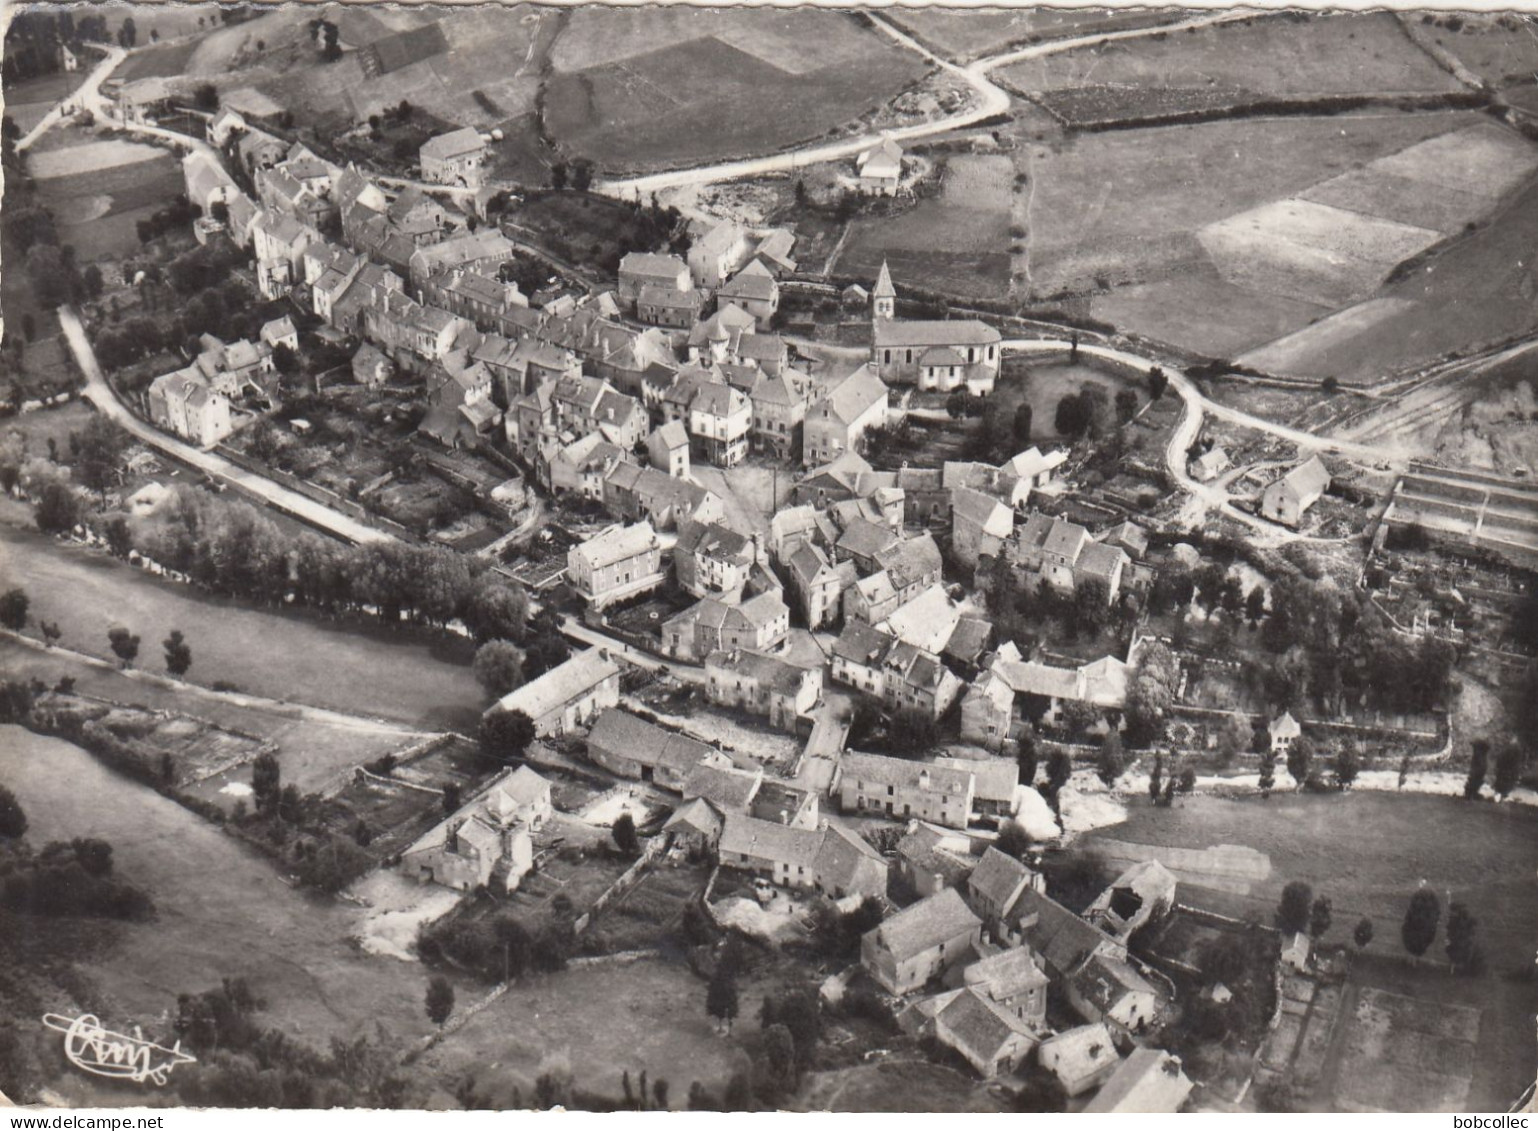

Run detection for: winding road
[[15, 42, 127, 153], [592, 9, 1252, 198]]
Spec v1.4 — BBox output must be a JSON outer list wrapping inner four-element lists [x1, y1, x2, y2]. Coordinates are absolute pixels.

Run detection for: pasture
[[997, 12, 1462, 100], [421, 956, 744, 1107], [888, 7, 1179, 64], [2, 71, 85, 133], [840, 154, 1014, 300], [0, 524, 485, 732], [27, 134, 183, 263], [542, 9, 929, 172], [0, 727, 436, 1046], [1402, 13, 1538, 89], [1081, 790, 1538, 1111]]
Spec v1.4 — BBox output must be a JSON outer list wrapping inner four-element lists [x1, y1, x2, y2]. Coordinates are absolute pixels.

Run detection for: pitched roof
[[813, 364, 887, 428], [1274, 454, 1332, 502], [493, 648, 620, 720], [706, 649, 817, 696], [650, 419, 689, 451], [719, 811, 822, 868], [967, 846, 1033, 912], [588, 709, 716, 775], [1039, 1023, 1119, 1086], [936, 756, 1017, 806], [813, 821, 885, 892], [572, 522, 659, 570], [873, 260, 895, 298], [499, 765, 551, 807], [1014, 887, 1114, 978], [874, 533, 943, 589], [420, 127, 485, 161], [964, 944, 1050, 1001], [719, 262, 778, 303], [873, 319, 1000, 349], [665, 796, 723, 839], [1082, 1047, 1191, 1114], [840, 752, 972, 796], [943, 616, 994, 665], [1076, 540, 1127, 582], [620, 251, 688, 280], [866, 887, 980, 963], [952, 486, 1013, 534], [684, 764, 762, 814]]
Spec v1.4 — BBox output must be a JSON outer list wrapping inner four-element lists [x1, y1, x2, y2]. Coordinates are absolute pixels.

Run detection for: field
[[420, 955, 743, 1106], [996, 12, 1462, 101], [3, 71, 86, 133], [116, 37, 200, 82], [840, 155, 1014, 301], [887, 7, 1180, 64], [0, 522, 485, 732], [543, 8, 929, 173], [26, 133, 185, 264], [1402, 13, 1538, 89], [795, 1058, 1006, 1112], [1081, 791, 1538, 1110], [1237, 170, 1538, 381], [0, 727, 437, 1051]]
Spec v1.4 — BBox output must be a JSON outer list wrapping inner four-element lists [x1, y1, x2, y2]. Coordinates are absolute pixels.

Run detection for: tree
[[442, 782, 461, 816], [1353, 917, 1374, 950], [612, 812, 640, 856], [1045, 749, 1073, 796], [762, 1023, 796, 1094], [1245, 585, 1267, 627], [34, 479, 79, 534], [706, 959, 739, 1035], [39, 621, 61, 648], [1148, 366, 1168, 401], [0, 785, 26, 839], [1012, 402, 1034, 447], [1177, 766, 1197, 794], [1464, 739, 1489, 799], [464, 579, 529, 644], [81, 264, 104, 300], [1308, 895, 1332, 940], [472, 639, 526, 699], [26, 244, 72, 308], [1286, 733, 1313, 788], [1016, 727, 1038, 787], [654, 1078, 670, 1110], [107, 626, 140, 668], [251, 752, 281, 818], [571, 159, 595, 192], [71, 416, 129, 502], [1334, 747, 1360, 789], [162, 629, 192, 677], [1258, 754, 1276, 796], [1123, 641, 1179, 748], [1492, 743, 1524, 799], [272, 343, 300, 378], [480, 709, 536, 762], [0, 589, 28, 632], [120, 16, 136, 46], [193, 83, 219, 112], [550, 162, 568, 190], [425, 975, 455, 1027], [1444, 902, 1480, 973], [994, 820, 1032, 861], [1054, 392, 1092, 439], [1097, 730, 1124, 786], [1276, 880, 1313, 935], [1401, 888, 1440, 957], [1115, 389, 1139, 425], [1148, 752, 1163, 800]]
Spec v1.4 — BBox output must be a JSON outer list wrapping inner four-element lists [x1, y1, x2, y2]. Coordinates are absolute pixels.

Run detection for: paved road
[[16, 43, 126, 153], [60, 305, 397, 545], [592, 9, 1249, 198]]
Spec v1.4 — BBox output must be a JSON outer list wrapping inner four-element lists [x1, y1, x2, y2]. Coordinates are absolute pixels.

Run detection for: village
[[2, 3, 1537, 1117]]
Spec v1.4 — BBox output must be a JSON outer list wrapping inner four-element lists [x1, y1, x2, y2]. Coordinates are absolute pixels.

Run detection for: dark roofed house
[[718, 812, 823, 888], [1261, 454, 1331, 528], [929, 986, 1042, 1077], [861, 887, 982, 995], [683, 763, 764, 816], [965, 846, 1040, 934], [586, 708, 725, 791], [897, 821, 975, 898], [813, 821, 888, 901], [705, 649, 823, 732]]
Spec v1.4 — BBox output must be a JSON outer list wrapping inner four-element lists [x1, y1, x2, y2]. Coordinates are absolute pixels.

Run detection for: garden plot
[[1198, 199, 1441, 308], [27, 137, 166, 179], [1332, 987, 1481, 1112]]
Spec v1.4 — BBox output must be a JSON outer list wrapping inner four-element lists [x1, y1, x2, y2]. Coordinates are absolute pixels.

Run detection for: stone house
[[704, 649, 823, 732], [586, 708, 725, 790], [861, 887, 982, 995], [715, 260, 779, 328], [837, 752, 974, 830], [662, 592, 789, 663], [646, 421, 691, 479], [1261, 455, 1331, 527], [420, 127, 487, 187], [566, 521, 666, 607], [487, 647, 621, 738], [803, 364, 889, 467], [673, 520, 759, 601]]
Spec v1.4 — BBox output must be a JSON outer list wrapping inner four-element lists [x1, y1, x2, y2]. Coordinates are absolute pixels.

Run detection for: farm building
[[861, 887, 982, 995], [586, 708, 726, 790], [420, 127, 488, 188], [488, 648, 622, 738], [1261, 455, 1331, 527]]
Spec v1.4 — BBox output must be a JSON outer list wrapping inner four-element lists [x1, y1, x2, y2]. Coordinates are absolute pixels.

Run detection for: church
[[868, 261, 1002, 395]]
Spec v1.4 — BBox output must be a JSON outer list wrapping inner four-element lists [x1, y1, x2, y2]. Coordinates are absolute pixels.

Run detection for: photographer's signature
[[41, 1014, 195, 1086]]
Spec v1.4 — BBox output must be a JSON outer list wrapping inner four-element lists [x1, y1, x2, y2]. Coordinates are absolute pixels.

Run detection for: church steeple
[[872, 259, 895, 321]]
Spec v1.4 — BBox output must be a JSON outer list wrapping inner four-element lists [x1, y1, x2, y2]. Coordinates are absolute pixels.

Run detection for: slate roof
[[1014, 887, 1115, 977], [706, 649, 817, 696], [665, 796, 723, 839], [1076, 540, 1127, 582], [841, 752, 972, 796], [587, 709, 716, 776], [493, 648, 620, 721], [718, 261, 778, 303], [866, 887, 980, 963], [1082, 1047, 1191, 1114], [684, 764, 762, 814], [967, 846, 1033, 913], [1274, 454, 1332, 502], [420, 127, 485, 161], [813, 821, 885, 893], [873, 319, 1000, 349], [572, 522, 659, 570], [719, 811, 822, 868], [936, 756, 1017, 806], [813, 364, 887, 427]]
